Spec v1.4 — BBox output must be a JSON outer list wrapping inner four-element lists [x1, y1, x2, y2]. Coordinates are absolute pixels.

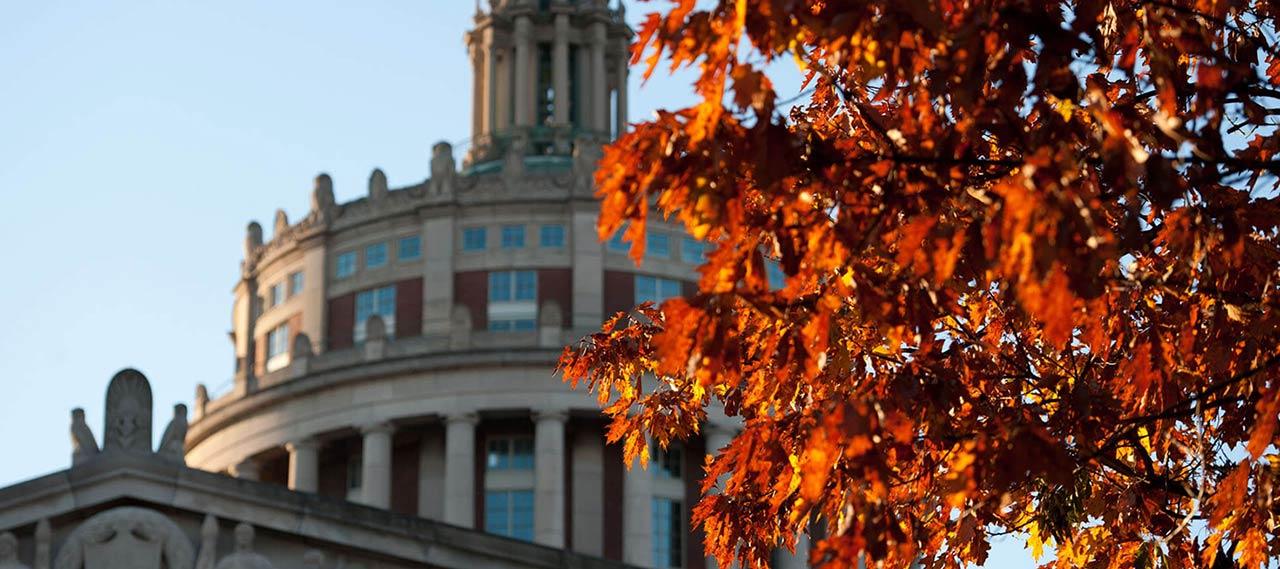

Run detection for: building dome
[[185, 2, 805, 568]]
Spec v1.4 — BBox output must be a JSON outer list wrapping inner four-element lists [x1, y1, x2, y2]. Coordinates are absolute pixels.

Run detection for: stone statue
[[310, 174, 335, 217], [195, 515, 218, 569], [194, 384, 209, 421], [368, 169, 388, 201], [364, 315, 386, 343], [213, 523, 273, 569], [102, 369, 153, 454], [156, 404, 188, 462], [291, 333, 313, 359], [70, 407, 99, 466], [429, 142, 455, 196], [54, 506, 194, 569], [244, 222, 263, 259], [0, 532, 30, 569], [35, 519, 49, 569], [272, 210, 289, 237]]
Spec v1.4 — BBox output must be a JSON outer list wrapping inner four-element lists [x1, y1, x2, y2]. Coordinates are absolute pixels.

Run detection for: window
[[539, 224, 565, 248], [653, 442, 683, 479], [635, 275, 681, 305], [335, 252, 357, 279], [766, 259, 786, 289], [681, 237, 706, 264], [487, 437, 535, 470], [608, 228, 629, 252], [365, 242, 388, 269], [652, 498, 684, 568], [265, 323, 290, 372], [488, 271, 537, 331], [347, 455, 363, 491], [536, 43, 554, 126], [501, 225, 525, 249], [485, 490, 535, 541], [289, 271, 304, 296], [354, 285, 396, 342], [398, 235, 421, 261], [268, 282, 285, 308], [648, 232, 671, 259], [463, 227, 487, 251]]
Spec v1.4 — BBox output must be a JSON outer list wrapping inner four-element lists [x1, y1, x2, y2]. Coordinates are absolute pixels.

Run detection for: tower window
[[539, 224, 565, 248], [501, 224, 526, 249], [355, 285, 396, 342], [536, 43, 555, 127], [269, 282, 286, 308], [569, 45, 581, 128], [487, 436, 535, 470], [635, 275, 681, 306], [289, 271, 304, 296], [681, 237, 706, 264], [488, 270, 537, 331], [463, 227, 487, 251], [265, 323, 290, 372], [648, 232, 671, 259], [365, 242, 388, 269], [335, 251, 357, 279], [652, 498, 684, 568], [398, 235, 421, 260]]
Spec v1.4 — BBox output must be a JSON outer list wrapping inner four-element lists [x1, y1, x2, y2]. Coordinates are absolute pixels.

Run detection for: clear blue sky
[[0, 2, 1032, 566]]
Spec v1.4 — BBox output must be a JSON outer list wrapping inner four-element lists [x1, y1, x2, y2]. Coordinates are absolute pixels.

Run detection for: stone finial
[[194, 384, 209, 420], [272, 209, 289, 237], [103, 368, 153, 454], [503, 136, 527, 181], [0, 532, 28, 569], [244, 222, 264, 258], [70, 407, 99, 466], [365, 315, 387, 343], [368, 168, 388, 201], [430, 142, 456, 196], [311, 173, 336, 215], [572, 135, 603, 196], [230, 459, 260, 481], [195, 515, 218, 569], [34, 520, 49, 569], [291, 333, 314, 359], [157, 404, 188, 463]]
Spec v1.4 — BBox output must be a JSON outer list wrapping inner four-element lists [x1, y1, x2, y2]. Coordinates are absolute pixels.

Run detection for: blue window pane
[[335, 252, 357, 278], [539, 225, 565, 248], [463, 227, 487, 251], [512, 319, 536, 331], [289, 271, 304, 296], [488, 320, 512, 332], [489, 272, 512, 302], [487, 439, 510, 469], [501, 225, 525, 249], [660, 278, 681, 300], [514, 271, 536, 301], [766, 259, 786, 288], [511, 438, 534, 469], [648, 232, 670, 259], [365, 242, 388, 268], [681, 237, 705, 264], [608, 225, 629, 252], [398, 236, 421, 260]]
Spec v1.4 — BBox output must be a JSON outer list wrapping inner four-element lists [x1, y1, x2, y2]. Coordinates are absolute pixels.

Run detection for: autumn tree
[[559, 0, 1280, 568]]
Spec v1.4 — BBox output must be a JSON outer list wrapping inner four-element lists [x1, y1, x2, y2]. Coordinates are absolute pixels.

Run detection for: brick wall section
[[602, 270, 635, 321], [454, 270, 489, 330], [391, 431, 422, 516], [537, 268, 573, 327], [684, 435, 708, 569], [395, 277, 424, 338], [602, 441, 624, 561], [287, 312, 303, 349], [327, 293, 356, 350], [254, 335, 267, 377]]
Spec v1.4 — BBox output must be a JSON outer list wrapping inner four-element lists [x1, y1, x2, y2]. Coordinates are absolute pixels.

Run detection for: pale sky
[[0, 2, 1031, 566]]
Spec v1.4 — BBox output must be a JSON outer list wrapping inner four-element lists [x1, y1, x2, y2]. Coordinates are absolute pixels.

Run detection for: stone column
[[286, 439, 320, 493], [421, 215, 455, 336], [590, 20, 608, 134], [470, 40, 484, 140], [533, 409, 567, 547], [552, 13, 570, 126], [444, 413, 479, 528], [514, 15, 533, 127], [571, 207, 604, 328], [615, 38, 629, 138], [359, 422, 395, 509], [483, 33, 497, 136], [623, 439, 653, 567]]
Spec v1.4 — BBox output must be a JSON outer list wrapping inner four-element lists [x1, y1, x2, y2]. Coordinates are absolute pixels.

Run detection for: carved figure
[[102, 369, 153, 454], [213, 524, 273, 569], [291, 333, 313, 359], [0, 533, 30, 569], [430, 142, 456, 195], [156, 404, 187, 462], [195, 515, 218, 569], [53, 506, 194, 569], [272, 210, 289, 237], [70, 408, 99, 466], [364, 315, 386, 343], [194, 385, 209, 420], [368, 169, 388, 201], [310, 174, 335, 217]]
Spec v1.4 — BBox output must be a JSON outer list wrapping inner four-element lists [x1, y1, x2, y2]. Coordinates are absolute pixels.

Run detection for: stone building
[[0, 1, 813, 568]]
